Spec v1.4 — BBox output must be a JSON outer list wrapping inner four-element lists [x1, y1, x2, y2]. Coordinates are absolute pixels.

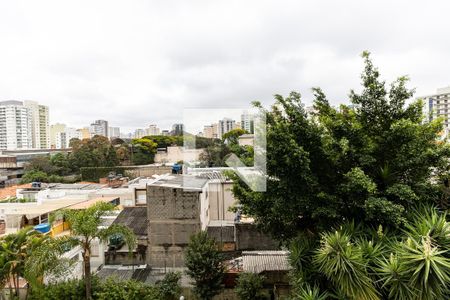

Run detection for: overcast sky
[[1, 1, 450, 133]]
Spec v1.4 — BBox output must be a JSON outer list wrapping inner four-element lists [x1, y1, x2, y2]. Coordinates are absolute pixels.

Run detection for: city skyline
[[2, 1, 450, 132]]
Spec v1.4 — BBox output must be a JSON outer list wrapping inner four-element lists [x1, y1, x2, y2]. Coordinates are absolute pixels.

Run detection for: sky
[[1, 1, 450, 133]]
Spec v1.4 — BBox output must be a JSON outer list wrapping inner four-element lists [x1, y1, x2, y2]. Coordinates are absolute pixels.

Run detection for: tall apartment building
[[218, 118, 236, 139], [50, 123, 66, 148], [77, 127, 91, 140], [24, 101, 50, 149], [241, 111, 254, 134], [146, 124, 160, 136], [108, 127, 120, 139], [0, 101, 33, 150], [90, 120, 108, 137], [55, 127, 78, 148], [421, 86, 450, 136], [203, 123, 219, 139], [134, 129, 146, 139], [171, 123, 184, 136]]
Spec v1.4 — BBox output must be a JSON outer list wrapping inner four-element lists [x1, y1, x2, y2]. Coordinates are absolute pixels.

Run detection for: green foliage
[[80, 166, 130, 182], [68, 135, 119, 170], [235, 272, 265, 300], [185, 231, 225, 300], [21, 170, 48, 183], [59, 202, 136, 299], [0, 227, 71, 298], [286, 206, 450, 300], [94, 277, 159, 300], [131, 138, 157, 165], [292, 284, 328, 300], [314, 230, 379, 300], [156, 271, 182, 300], [222, 128, 247, 143], [231, 52, 450, 240]]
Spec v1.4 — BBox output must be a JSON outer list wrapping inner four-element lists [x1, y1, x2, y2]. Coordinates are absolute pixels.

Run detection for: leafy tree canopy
[[231, 52, 450, 240]]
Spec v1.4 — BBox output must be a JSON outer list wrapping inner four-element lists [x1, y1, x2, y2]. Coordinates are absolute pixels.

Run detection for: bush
[[80, 166, 130, 182], [235, 272, 266, 300], [156, 272, 182, 300]]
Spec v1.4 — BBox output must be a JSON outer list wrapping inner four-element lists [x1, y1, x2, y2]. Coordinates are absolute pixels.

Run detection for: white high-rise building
[[108, 127, 120, 139], [24, 100, 50, 149], [241, 111, 254, 134], [146, 124, 160, 136], [0, 101, 33, 150], [89, 120, 108, 137], [421, 86, 450, 137], [55, 127, 78, 149], [134, 129, 146, 139]]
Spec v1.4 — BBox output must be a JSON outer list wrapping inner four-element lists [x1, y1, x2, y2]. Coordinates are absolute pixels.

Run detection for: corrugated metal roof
[[242, 251, 290, 274]]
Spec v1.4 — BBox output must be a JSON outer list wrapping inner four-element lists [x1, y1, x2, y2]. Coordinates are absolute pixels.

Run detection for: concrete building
[[146, 175, 208, 267], [55, 127, 78, 149], [203, 123, 219, 139], [50, 123, 66, 148], [218, 118, 236, 139], [146, 124, 160, 136], [24, 100, 50, 149], [171, 123, 184, 136], [90, 120, 108, 137], [421, 86, 450, 137], [161, 130, 170, 136], [0, 101, 33, 150], [108, 127, 120, 139], [241, 111, 254, 134], [77, 127, 91, 140], [154, 146, 204, 164], [238, 134, 254, 147], [134, 128, 146, 139]]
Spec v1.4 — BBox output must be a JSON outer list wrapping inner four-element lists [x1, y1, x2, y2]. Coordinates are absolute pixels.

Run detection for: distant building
[[161, 130, 170, 136], [77, 127, 91, 140], [90, 120, 108, 137], [56, 127, 78, 149], [218, 118, 236, 139], [134, 129, 146, 139], [241, 111, 254, 134], [421, 86, 450, 137], [171, 123, 184, 136], [50, 123, 67, 148], [108, 127, 120, 139], [203, 123, 219, 139], [24, 100, 50, 149], [0, 101, 33, 150], [146, 124, 160, 136]]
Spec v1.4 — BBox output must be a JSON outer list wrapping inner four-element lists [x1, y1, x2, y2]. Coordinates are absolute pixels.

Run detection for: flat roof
[[49, 183, 105, 190], [148, 175, 208, 190], [67, 196, 118, 210]]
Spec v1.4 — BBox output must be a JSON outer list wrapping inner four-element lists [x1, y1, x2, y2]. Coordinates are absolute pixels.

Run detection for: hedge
[[80, 166, 133, 182]]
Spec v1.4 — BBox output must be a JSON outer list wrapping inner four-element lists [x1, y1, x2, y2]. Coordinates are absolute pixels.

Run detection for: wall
[[154, 146, 204, 164], [146, 185, 202, 267], [235, 223, 279, 251]]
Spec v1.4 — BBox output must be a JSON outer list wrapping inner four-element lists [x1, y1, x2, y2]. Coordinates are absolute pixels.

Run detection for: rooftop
[[113, 206, 147, 236], [148, 175, 208, 190], [240, 251, 290, 274]]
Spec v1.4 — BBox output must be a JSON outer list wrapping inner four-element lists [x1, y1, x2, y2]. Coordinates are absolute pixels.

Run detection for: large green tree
[[185, 232, 224, 300], [231, 52, 450, 240]]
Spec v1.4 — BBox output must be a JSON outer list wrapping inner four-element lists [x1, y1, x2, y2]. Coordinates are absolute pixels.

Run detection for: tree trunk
[[83, 245, 92, 300]]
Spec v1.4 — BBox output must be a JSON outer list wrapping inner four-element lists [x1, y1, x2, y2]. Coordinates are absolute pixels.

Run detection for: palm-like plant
[[0, 227, 39, 298], [314, 230, 379, 300], [292, 284, 328, 300], [59, 202, 136, 299]]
